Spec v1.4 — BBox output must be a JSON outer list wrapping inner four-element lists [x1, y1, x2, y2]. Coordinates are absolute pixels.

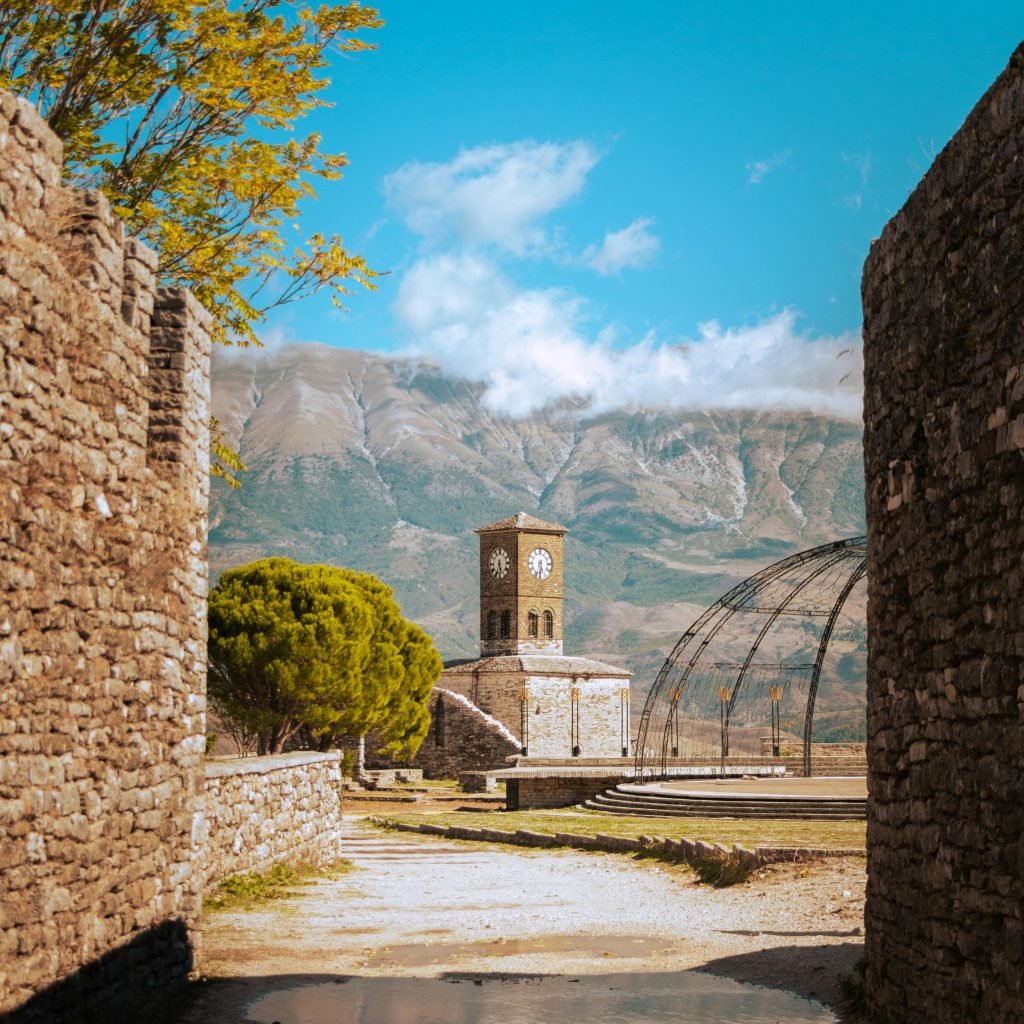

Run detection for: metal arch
[[723, 547, 859, 755], [634, 536, 867, 779], [802, 558, 867, 776], [634, 538, 856, 776]]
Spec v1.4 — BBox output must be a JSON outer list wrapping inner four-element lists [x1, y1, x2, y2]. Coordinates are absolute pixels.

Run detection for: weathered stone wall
[[440, 657, 631, 760], [368, 688, 520, 778], [503, 772, 630, 810], [203, 753, 343, 887], [757, 738, 867, 761], [862, 45, 1024, 1024], [0, 95, 210, 1020]]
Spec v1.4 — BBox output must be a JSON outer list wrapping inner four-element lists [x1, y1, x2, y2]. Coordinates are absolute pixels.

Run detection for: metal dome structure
[[634, 536, 867, 779]]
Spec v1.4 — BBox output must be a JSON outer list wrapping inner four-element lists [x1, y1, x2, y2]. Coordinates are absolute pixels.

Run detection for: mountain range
[[210, 343, 867, 738]]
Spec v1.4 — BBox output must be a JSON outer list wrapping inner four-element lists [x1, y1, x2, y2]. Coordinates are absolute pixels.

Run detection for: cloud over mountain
[[394, 251, 861, 420]]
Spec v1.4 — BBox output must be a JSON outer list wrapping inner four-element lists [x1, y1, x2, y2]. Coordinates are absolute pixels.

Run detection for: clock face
[[528, 547, 553, 580], [488, 547, 510, 579]]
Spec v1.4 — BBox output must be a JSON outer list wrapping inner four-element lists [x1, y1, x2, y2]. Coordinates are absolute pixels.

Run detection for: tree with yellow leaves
[[0, 1, 381, 480]]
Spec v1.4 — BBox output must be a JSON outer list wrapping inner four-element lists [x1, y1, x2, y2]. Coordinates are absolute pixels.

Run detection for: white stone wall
[[441, 662, 630, 759], [525, 675, 628, 757], [203, 752, 344, 888]]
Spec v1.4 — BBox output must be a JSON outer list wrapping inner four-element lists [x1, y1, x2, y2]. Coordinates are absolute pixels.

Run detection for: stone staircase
[[582, 783, 866, 820]]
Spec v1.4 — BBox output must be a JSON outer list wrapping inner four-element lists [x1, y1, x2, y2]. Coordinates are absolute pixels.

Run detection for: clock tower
[[477, 512, 567, 657]]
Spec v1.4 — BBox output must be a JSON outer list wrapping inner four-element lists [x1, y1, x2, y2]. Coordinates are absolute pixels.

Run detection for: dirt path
[[179, 817, 865, 1023]]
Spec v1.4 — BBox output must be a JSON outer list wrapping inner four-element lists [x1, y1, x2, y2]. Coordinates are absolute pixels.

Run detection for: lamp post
[[570, 686, 581, 757], [668, 686, 681, 757], [619, 687, 630, 758], [769, 685, 783, 757], [718, 687, 730, 776], [519, 686, 530, 756]]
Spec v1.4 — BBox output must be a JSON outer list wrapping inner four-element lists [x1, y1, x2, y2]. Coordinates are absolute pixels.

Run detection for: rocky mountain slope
[[210, 343, 867, 737]]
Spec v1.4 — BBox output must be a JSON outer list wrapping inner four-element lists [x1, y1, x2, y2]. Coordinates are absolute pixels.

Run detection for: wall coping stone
[[369, 817, 864, 867], [205, 751, 342, 780], [491, 764, 786, 779]]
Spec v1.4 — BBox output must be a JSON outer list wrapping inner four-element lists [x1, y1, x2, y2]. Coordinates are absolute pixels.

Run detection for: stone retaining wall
[[0, 95, 209, 1022], [373, 817, 864, 870], [368, 688, 520, 779], [757, 738, 866, 761], [203, 753, 344, 888], [504, 773, 629, 809], [862, 43, 1024, 1024]]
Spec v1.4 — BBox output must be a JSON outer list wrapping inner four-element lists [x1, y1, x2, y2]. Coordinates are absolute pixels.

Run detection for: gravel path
[[181, 817, 865, 1023]]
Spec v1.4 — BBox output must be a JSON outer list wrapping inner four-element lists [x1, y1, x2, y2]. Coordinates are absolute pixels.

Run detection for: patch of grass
[[204, 859, 354, 912], [629, 845, 750, 885], [372, 807, 866, 851], [689, 854, 754, 887], [392, 778, 460, 789]]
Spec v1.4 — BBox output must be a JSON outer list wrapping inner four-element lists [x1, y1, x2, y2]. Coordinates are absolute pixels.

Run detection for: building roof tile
[[475, 511, 568, 534]]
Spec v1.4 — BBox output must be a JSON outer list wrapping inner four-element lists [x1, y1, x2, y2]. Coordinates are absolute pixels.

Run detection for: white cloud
[[382, 140, 599, 255], [746, 150, 792, 185], [394, 253, 862, 421], [582, 217, 660, 276], [841, 150, 872, 210]]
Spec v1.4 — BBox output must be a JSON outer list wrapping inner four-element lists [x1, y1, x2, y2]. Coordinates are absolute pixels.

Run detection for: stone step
[[598, 790, 860, 815], [582, 798, 862, 821], [583, 787, 866, 821], [610, 787, 864, 806]]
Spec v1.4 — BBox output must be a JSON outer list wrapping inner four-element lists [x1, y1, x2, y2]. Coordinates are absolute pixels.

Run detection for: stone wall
[[368, 688, 520, 779], [440, 657, 631, 760], [756, 738, 867, 761], [862, 45, 1024, 1024], [501, 772, 630, 810], [0, 96, 210, 1020], [203, 753, 344, 887]]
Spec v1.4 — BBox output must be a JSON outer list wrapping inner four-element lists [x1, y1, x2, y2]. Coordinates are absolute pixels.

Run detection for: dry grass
[[204, 859, 355, 912], [372, 806, 866, 850]]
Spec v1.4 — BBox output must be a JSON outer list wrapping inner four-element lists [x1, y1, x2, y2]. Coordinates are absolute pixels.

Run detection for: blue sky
[[259, 2, 1024, 418]]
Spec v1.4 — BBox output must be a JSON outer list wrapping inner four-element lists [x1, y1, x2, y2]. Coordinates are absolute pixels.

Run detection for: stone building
[[404, 513, 632, 773], [862, 43, 1024, 1024]]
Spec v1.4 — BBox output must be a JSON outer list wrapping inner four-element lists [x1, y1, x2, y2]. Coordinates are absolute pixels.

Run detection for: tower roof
[[475, 511, 568, 535]]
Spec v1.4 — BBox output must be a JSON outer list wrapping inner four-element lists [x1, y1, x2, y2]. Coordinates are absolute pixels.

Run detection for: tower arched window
[[543, 609, 554, 639], [500, 610, 511, 639], [528, 611, 538, 638], [487, 611, 497, 640]]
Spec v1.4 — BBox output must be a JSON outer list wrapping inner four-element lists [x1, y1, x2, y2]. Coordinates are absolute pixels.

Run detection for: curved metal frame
[[635, 536, 867, 779]]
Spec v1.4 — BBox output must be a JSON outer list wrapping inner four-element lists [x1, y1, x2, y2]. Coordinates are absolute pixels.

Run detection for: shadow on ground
[[167, 967, 842, 1024], [698, 940, 865, 1023]]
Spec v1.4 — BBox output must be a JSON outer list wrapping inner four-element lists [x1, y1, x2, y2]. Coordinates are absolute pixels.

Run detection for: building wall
[[203, 753, 344, 887], [0, 95, 209, 1020], [441, 665, 630, 759], [505, 773, 630, 810], [373, 689, 521, 779], [862, 44, 1024, 1024]]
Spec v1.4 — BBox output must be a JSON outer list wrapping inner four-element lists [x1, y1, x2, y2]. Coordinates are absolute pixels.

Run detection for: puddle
[[245, 973, 837, 1023], [373, 934, 673, 968]]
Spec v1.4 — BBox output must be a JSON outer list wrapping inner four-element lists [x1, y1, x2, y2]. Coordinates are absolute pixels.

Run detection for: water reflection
[[247, 972, 836, 1024]]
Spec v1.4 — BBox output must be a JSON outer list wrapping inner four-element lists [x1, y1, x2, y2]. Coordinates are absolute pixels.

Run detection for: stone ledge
[[205, 751, 342, 779], [368, 817, 865, 869]]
